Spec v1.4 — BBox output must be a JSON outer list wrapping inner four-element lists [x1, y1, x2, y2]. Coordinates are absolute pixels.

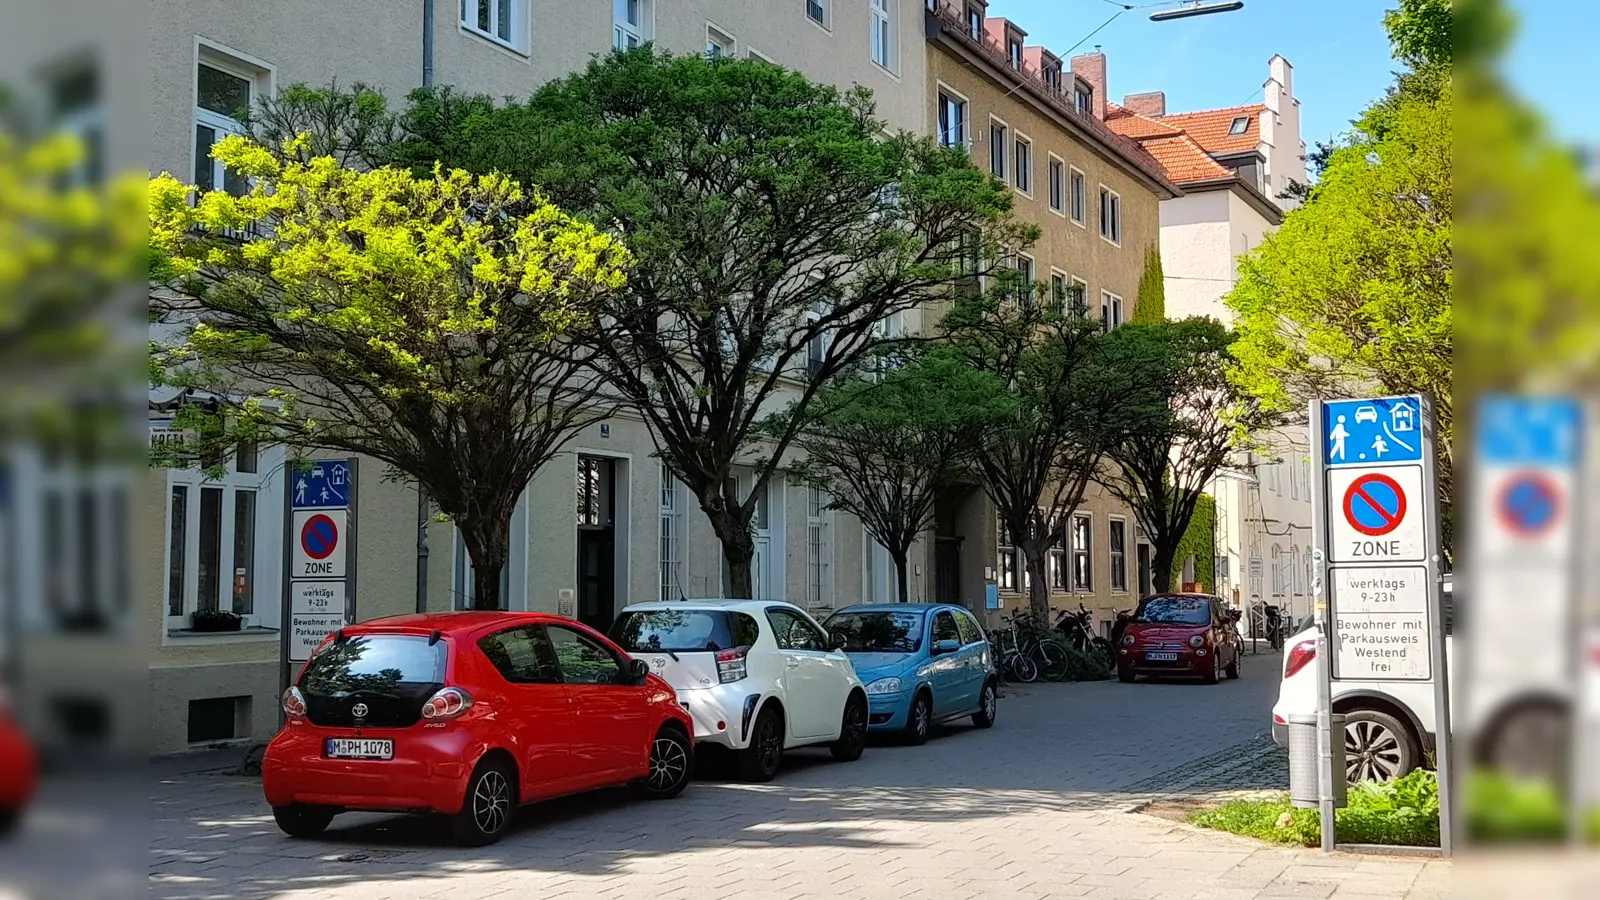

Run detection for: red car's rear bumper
[[262, 721, 484, 814], [0, 723, 38, 809]]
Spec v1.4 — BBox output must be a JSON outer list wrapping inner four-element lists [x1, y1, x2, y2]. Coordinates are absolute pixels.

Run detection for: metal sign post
[[279, 458, 358, 709], [1312, 394, 1448, 854]]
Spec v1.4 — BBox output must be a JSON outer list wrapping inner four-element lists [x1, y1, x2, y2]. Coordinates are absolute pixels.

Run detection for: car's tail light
[[716, 647, 749, 684], [421, 687, 474, 721], [1283, 640, 1317, 679], [282, 686, 307, 718]]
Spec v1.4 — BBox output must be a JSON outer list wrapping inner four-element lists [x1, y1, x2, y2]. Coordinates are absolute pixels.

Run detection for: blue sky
[[988, 0, 1598, 151]]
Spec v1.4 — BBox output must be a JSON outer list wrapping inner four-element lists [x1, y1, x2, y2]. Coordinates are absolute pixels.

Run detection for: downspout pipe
[[422, 0, 436, 87]]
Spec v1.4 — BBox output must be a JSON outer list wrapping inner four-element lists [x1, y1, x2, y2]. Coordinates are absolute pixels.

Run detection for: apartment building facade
[[143, 0, 936, 754], [1104, 54, 1315, 630], [921, 2, 1180, 634]]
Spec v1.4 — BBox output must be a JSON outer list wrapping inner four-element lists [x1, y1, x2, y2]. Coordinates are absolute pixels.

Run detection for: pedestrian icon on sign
[[1329, 416, 1350, 461]]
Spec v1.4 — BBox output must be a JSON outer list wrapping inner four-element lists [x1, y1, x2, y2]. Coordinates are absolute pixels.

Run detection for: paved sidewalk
[[147, 655, 1451, 899]]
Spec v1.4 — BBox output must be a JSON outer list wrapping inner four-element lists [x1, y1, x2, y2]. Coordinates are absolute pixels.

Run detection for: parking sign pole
[[1420, 397, 1453, 856], [1310, 399, 1337, 852]]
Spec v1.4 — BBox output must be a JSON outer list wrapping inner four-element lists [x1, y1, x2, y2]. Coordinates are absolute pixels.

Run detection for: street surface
[[145, 652, 1450, 900]]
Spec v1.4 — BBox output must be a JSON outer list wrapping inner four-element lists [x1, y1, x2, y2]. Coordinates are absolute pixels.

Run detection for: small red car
[[263, 611, 694, 845], [1116, 593, 1242, 684], [0, 688, 38, 837]]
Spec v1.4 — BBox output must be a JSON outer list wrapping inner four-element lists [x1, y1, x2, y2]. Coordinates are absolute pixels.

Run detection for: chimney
[[1071, 47, 1107, 120], [1122, 91, 1166, 118]]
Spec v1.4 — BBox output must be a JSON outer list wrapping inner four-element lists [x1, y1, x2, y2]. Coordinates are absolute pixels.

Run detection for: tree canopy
[[388, 48, 1033, 596], [148, 134, 630, 609]]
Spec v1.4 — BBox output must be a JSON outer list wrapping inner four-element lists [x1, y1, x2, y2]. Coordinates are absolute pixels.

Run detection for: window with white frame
[[1098, 185, 1121, 244], [1271, 544, 1285, 595], [1075, 85, 1092, 115], [1050, 270, 1068, 315], [937, 88, 967, 148], [1069, 276, 1088, 317], [806, 0, 830, 29], [807, 486, 830, 608], [1013, 133, 1033, 194], [165, 440, 283, 631], [1048, 515, 1067, 591], [989, 118, 1007, 179], [997, 520, 1017, 592], [194, 53, 266, 197], [50, 66, 104, 186], [13, 447, 132, 636], [1069, 166, 1087, 224], [614, 0, 649, 51], [1014, 254, 1034, 308], [1007, 37, 1022, 70], [461, 0, 529, 53], [660, 463, 682, 600], [1100, 290, 1123, 330], [706, 25, 735, 59], [1109, 518, 1127, 592], [1071, 513, 1092, 592], [1047, 156, 1065, 213], [870, 0, 896, 72]]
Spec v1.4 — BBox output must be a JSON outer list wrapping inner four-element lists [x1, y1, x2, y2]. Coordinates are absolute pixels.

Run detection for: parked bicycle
[[1006, 610, 1071, 682], [988, 626, 1039, 684]]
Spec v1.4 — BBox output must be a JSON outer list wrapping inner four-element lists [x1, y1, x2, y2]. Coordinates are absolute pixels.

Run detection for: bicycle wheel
[[1011, 654, 1039, 683], [1035, 641, 1070, 682]]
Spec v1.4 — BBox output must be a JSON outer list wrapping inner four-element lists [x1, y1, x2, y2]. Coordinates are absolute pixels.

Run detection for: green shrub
[[1190, 770, 1441, 848], [1062, 644, 1113, 681]]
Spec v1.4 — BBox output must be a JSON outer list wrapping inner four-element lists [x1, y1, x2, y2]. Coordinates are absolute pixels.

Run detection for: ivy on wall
[[1172, 492, 1216, 590]]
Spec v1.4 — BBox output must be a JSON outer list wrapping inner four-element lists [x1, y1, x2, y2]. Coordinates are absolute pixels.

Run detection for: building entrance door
[[576, 456, 617, 632]]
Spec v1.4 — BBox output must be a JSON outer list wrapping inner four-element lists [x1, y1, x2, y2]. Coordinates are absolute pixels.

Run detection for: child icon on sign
[[1371, 434, 1389, 457], [1329, 416, 1350, 461]]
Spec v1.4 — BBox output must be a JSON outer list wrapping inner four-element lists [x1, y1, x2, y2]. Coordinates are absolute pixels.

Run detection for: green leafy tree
[[787, 351, 1008, 603], [391, 48, 1031, 597], [1130, 246, 1166, 324], [148, 135, 630, 610], [942, 291, 1145, 620], [1226, 2, 1453, 546], [1099, 319, 1277, 593]]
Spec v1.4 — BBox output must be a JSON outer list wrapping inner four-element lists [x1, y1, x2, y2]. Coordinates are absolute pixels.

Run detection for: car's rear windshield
[[298, 634, 446, 697], [1134, 596, 1211, 626], [609, 610, 761, 653], [824, 611, 924, 653]]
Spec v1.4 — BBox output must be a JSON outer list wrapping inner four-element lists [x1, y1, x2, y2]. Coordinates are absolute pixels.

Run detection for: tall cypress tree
[[1131, 246, 1166, 324]]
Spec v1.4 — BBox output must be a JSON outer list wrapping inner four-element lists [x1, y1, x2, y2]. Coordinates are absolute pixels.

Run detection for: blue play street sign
[[1321, 395, 1424, 467], [292, 459, 352, 509], [1474, 394, 1582, 467]]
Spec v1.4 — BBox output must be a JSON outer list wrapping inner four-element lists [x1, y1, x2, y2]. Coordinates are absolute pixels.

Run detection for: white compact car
[[608, 599, 868, 782], [1270, 576, 1571, 783]]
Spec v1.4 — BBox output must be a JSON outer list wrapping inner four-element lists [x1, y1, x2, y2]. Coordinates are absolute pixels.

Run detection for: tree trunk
[[891, 548, 910, 603], [706, 508, 757, 599], [458, 509, 512, 611], [1152, 542, 1177, 595], [1023, 544, 1051, 621]]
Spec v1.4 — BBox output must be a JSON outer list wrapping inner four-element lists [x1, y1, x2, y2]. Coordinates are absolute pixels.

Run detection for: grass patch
[[1189, 769, 1440, 848], [1466, 770, 1600, 844]]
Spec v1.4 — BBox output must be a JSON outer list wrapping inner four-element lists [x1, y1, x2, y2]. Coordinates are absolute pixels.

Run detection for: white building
[[1106, 55, 1315, 631]]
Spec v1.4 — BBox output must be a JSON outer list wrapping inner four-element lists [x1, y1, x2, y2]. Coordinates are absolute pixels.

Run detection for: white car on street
[[1271, 575, 1572, 783], [608, 599, 869, 782]]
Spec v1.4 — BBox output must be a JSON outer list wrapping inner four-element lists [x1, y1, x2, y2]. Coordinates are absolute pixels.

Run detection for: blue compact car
[[823, 604, 998, 744]]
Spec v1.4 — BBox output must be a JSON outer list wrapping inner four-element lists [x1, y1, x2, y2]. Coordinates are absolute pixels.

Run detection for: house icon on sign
[[1390, 405, 1415, 433]]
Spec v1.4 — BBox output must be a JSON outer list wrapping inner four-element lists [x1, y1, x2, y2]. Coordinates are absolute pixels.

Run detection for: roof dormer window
[[965, 4, 983, 39], [1008, 38, 1022, 69], [1229, 115, 1250, 135]]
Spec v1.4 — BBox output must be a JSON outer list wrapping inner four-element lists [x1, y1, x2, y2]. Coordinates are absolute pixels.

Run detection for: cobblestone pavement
[[147, 653, 1451, 900]]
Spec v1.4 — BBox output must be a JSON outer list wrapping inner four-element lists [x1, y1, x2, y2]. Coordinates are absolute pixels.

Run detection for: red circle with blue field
[[1495, 471, 1561, 537], [1342, 473, 1407, 537], [301, 514, 339, 560]]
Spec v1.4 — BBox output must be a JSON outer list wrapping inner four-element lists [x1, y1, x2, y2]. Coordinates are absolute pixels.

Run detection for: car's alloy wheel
[[971, 681, 997, 729], [1345, 719, 1407, 782], [737, 707, 784, 782], [451, 759, 515, 846], [831, 695, 868, 761], [645, 733, 690, 796], [905, 693, 932, 745]]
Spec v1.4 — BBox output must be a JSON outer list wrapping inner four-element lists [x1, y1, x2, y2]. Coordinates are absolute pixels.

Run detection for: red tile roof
[[1105, 103, 1183, 140], [1138, 135, 1235, 183], [1157, 104, 1264, 156]]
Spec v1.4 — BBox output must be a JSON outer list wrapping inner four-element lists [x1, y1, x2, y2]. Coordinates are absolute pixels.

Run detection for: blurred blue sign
[[985, 583, 1000, 610], [292, 459, 351, 509], [1322, 395, 1424, 467], [1475, 395, 1582, 467]]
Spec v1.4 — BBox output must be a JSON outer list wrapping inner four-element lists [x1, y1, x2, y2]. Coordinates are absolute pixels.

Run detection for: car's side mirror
[[932, 639, 961, 656], [828, 632, 849, 652], [628, 658, 651, 684]]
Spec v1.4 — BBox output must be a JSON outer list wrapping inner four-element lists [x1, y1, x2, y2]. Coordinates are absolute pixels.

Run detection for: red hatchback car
[[0, 688, 38, 837], [263, 612, 694, 845], [1116, 593, 1242, 684]]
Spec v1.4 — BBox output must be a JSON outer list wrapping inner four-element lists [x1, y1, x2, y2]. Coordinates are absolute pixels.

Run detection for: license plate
[[1145, 652, 1178, 662], [325, 738, 393, 759]]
